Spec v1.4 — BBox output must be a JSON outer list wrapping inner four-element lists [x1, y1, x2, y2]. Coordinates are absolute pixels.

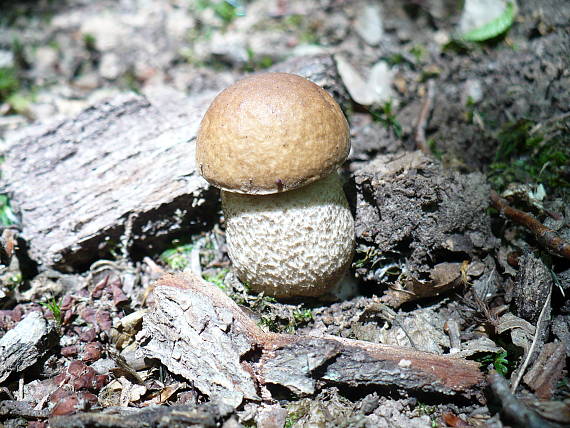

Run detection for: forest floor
[[0, 0, 569, 427]]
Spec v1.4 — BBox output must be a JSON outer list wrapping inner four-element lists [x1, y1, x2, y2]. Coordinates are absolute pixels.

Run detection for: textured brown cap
[[196, 72, 350, 194]]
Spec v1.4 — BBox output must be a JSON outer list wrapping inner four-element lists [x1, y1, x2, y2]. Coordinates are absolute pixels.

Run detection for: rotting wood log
[[140, 273, 485, 408]]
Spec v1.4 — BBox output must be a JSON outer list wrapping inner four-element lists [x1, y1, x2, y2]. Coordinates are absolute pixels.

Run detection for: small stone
[[73, 72, 100, 90], [90, 358, 116, 375], [82, 342, 102, 362], [51, 393, 79, 416], [78, 327, 97, 343], [67, 360, 89, 377], [459, 0, 511, 35], [354, 3, 384, 46], [256, 404, 288, 428], [463, 79, 484, 104], [99, 52, 124, 80], [61, 345, 79, 357], [51, 391, 97, 416], [34, 46, 59, 76], [111, 280, 129, 306], [335, 55, 393, 105], [80, 13, 126, 52], [0, 50, 14, 68]]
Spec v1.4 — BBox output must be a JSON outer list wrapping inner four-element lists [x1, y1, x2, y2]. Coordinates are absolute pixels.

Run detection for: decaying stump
[[2, 55, 346, 272], [139, 273, 485, 407]]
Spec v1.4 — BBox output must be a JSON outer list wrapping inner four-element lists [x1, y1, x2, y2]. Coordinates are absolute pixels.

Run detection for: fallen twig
[[140, 273, 485, 407], [0, 400, 49, 419], [488, 372, 558, 428], [490, 191, 570, 260], [444, 319, 461, 354], [50, 403, 230, 428], [414, 79, 435, 154]]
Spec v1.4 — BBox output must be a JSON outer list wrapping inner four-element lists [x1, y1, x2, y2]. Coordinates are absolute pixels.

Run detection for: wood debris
[[49, 402, 233, 428], [139, 273, 485, 407], [0, 311, 58, 384], [488, 372, 558, 428], [490, 190, 570, 260], [523, 342, 566, 400]]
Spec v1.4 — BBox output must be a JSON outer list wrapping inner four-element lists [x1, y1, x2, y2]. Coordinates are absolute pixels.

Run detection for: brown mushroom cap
[[196, 72, 350, 194]]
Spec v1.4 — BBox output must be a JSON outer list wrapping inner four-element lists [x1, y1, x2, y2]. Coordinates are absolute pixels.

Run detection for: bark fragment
[[523, 342, 566, 400], [140, 274, 484, 407], [511, 252, 552, 324], [3, 91, 218, 271], [0, 311, 57, 384], [488, 372, 559, 428]]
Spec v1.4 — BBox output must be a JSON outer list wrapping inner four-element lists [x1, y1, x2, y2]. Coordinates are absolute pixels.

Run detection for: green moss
[[284, 411, 301, 428], [0, 195, 17, 227], [6, 272, 22, 290], [83, 33, 97, 51], [427, 138, 444, 160], [6, 90, 35, 114], [0, 67, 20, 103], [370, 101, 402, 138], [488, 118, 570, 194], [409, 44, 426, 62], [196, 0, 245, 25], [285, 307, 313, 333], [353, 245, 381, 269], [253, 14, 320, 45], [244, 47, 273, 72], [202, 268, 229, 289], [160, 241, 194, 270]]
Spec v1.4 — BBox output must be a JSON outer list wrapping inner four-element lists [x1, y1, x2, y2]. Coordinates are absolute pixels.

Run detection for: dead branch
[[140, 273, 484, 407], [414, 79, 435, 153], [490, 191, 570, 260], [49, 403, 231, 428], [0, 400, 50, 419], [488, 372, 559, 428]]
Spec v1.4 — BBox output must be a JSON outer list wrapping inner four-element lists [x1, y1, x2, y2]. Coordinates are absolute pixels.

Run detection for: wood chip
[[523, 342, 566, 399]]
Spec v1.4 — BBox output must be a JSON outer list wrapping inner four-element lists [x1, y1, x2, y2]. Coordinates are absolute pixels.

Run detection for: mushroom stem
[[221, 173, 354, 298]]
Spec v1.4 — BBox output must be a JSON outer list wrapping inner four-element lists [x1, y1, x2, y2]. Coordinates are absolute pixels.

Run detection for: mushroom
[[196, 72, 354, 298]]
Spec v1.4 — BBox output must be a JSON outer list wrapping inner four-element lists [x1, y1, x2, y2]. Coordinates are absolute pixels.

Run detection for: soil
[[0, 0, 569, 427]]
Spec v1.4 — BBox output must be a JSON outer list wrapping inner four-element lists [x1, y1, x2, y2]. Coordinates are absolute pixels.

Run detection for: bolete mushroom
[[196, 72, 354, 298]]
